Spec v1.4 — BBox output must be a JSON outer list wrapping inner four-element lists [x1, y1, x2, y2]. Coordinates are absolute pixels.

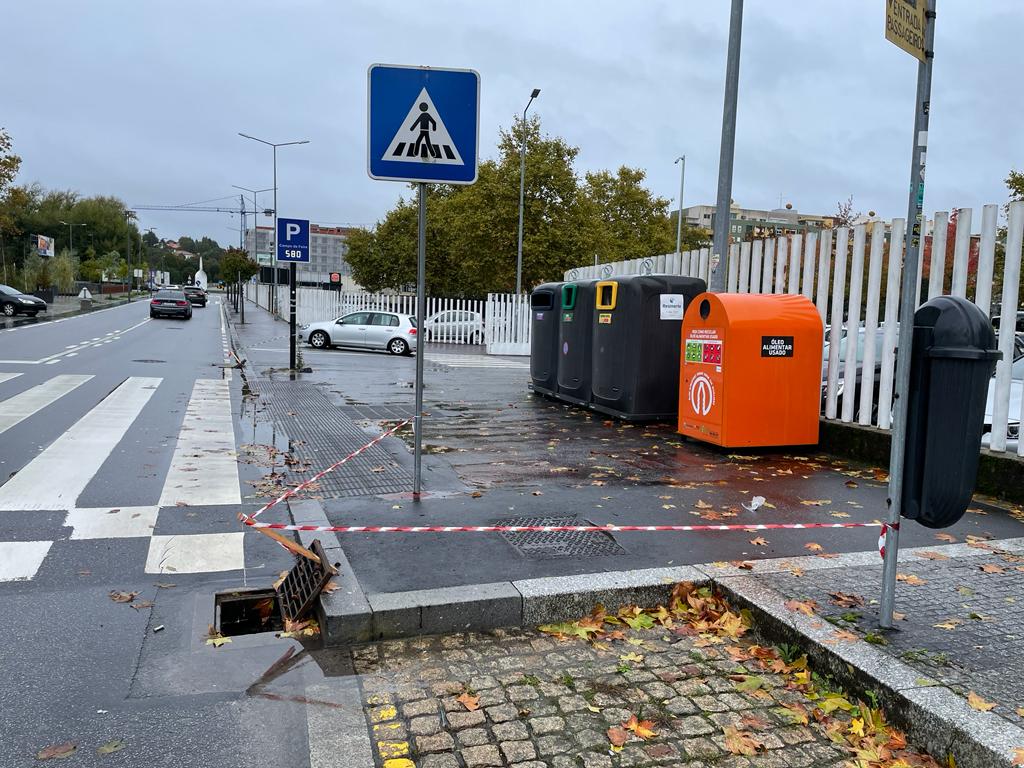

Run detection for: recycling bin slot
[[678, 293, 823, 447], [529, 282, 562, 397], [901, 296, 1001, 529], [596, 281, 617, 310], [591, 275, 706, 421], [557, 280, 597, 406], [531, 292, 554, 310]]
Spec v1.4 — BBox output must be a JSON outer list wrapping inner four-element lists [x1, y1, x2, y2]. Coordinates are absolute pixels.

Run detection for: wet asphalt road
[[0, 298, 323, 768]]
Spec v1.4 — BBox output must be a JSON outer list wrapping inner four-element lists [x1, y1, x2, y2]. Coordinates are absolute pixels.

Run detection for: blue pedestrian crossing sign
[[276, 218, 310, 263], [367, 64, 480, 185]]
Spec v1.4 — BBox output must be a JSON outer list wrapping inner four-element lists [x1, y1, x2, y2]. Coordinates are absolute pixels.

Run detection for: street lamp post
[[515, 88, 541, 295], [239, 133, 309, 370], [238, 134, 309, 323], [232, 184, 273, 260], [58, 221, 88, 257], [674, 155, 686, 256]]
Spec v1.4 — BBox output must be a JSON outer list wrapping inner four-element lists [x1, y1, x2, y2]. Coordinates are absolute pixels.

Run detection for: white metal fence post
[[825, 227, 849, 419], [858, 221, 886, 426], [975, 204, 998, 315], [991, 202, 1024, 453], [927, 211, 948, 300], [951, 207, 973, 298], [877, 219, 905, 430], [841, 224, 867, 422]]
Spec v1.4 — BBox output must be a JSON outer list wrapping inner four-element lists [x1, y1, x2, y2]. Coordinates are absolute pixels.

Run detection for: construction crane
[[130, 197, 274, 251]]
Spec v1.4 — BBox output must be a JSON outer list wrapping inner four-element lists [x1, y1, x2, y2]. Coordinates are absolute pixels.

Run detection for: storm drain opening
[[497, 515, 627, 560], [214, 589, 283, 636], [213, 541, 334, 636]]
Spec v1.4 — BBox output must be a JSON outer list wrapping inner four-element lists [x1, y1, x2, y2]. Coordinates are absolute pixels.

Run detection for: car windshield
[[0, 284, 18, 296], [1013, 357, 1024, 380]]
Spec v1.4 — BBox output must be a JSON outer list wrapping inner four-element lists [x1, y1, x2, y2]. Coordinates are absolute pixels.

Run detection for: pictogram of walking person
[[411, 102, 439, 159]]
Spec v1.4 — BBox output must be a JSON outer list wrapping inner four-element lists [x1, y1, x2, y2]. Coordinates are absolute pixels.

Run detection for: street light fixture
[[674, 155, 686, 256], [515, 88, 541, 295], [231, 184, 274, 258], [237, 133, 309, 319]]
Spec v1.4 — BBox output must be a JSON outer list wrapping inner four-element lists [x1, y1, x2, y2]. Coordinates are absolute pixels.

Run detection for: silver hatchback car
[[298, 311, 418, 355]]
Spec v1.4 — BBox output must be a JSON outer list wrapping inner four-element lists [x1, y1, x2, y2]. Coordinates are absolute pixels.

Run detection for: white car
[[297, 311, 417, 355], [424, 309, 485, 344], [982, 354, 1023, 452]]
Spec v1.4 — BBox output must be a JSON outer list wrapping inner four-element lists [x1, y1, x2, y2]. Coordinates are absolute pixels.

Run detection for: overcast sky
[[3, 1, 1021, 247]]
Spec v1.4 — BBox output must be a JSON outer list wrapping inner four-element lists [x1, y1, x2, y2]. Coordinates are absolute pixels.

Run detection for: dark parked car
[[0, 284, 47, 317], [182, 286, 207, 307], [149, 289, 193, 320]]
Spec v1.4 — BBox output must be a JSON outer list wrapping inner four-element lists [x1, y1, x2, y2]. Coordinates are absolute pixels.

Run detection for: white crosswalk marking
[[0, 377, 160, 511], [145, 532, 245, 574], [0, 374, 93, 435], [0, 541, 53, 582], [0, 373, 22, 384], [65, 506, 160, 539], [426, 353, 529, 370], [158, 378, 241, 507]]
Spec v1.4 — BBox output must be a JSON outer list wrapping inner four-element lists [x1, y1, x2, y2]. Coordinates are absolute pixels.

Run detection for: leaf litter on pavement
[[538, 581, 947, 766]]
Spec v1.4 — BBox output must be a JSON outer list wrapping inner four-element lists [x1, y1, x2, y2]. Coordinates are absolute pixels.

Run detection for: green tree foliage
[[0, 128, 20, 198], [1006, 169, 1024, 203], [346, 117, 702, 296], [51, 249, 78, 293], [219, 247, 260, 282]]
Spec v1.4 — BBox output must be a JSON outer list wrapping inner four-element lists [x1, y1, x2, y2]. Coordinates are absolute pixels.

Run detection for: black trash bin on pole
[[591, 275, 706, 421], [901, 295, 1001, 529], [557, 280, 597, 406], [529, 282, 562, 397]]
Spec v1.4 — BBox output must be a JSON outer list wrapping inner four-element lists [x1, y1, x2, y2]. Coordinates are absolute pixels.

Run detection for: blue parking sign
[[277, 218, 309, 263], [367, 64, 480, 185]]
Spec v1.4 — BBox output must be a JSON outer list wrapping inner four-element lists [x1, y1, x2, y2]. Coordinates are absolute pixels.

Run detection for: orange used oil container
[[678, 293, 823, 447]]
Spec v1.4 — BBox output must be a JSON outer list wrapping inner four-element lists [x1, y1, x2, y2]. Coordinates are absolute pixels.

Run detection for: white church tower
[[194, 256, 208, 290]]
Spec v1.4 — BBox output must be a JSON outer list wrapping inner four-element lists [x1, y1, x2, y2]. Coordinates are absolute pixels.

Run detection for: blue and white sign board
[[367, 64, 480, 185], [276, 218, 310, 263]]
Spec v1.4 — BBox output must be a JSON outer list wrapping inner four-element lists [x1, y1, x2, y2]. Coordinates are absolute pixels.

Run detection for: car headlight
[[19, 297, 34, 303]]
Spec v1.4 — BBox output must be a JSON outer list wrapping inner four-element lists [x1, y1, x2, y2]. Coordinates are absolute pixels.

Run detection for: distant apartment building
[[678, 203, 835, 240], [245, 223, 361, 290]]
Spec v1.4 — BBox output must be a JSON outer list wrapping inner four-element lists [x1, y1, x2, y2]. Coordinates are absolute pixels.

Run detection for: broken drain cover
[[276, 539, 334, 622], [497, 515, 626, 560]]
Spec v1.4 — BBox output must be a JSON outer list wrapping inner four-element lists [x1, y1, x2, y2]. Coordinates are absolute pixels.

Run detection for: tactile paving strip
[[254, 378, 412, 498]]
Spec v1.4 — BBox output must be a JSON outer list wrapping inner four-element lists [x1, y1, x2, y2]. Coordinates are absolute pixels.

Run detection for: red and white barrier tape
[[239, 417, 414, 526], [241, 518, 883, 536], [878, 521, 899, 558], [238, 418, 889, 558]]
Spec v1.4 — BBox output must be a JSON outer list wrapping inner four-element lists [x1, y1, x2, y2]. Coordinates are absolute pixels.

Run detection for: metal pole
[[516, 115, 528, 295], [239, 271, 244, 324], [413, 182, 427, 498], [289, 262, 297, 369], [675, 155, 686, 256], [710, 0, 744, 292], [272, 145, 278, 318], [879, 0, 936, 630]]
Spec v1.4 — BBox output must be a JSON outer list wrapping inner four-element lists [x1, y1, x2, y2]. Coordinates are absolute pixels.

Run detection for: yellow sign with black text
[[885, 0, 926, 61]]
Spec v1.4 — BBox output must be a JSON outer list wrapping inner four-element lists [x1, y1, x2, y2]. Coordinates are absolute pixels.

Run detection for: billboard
[[35, 234, 55, 258]]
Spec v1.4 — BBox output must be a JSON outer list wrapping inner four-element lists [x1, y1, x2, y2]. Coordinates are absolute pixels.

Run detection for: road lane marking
[[158, 378, 241, 507], [0, 376, 161, 511], [0, 374, 93, 435], [0, 541, 53, 581], [145, 532, 245, 574], [65, 505, 159, 539], [0, 318, 151, 365], [0, 373, 22, 384]]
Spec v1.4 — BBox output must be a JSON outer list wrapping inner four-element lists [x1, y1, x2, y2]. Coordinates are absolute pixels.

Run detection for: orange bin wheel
[[678, 293, 823, 447]]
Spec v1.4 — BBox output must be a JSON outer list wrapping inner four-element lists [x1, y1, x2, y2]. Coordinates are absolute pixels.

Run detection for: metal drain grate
[[276, 540, 334, 622], [497, 515, 627, 560]]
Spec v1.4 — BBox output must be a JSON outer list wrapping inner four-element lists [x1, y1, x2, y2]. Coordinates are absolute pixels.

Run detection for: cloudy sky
[[3, 1, 1021, 246]]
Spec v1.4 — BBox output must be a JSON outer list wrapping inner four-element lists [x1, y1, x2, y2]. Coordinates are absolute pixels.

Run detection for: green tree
[[584, 166, 678, 264], [0, 128, 20, 199], [1006, 170, 1024, 203], [220, 247, 260, 281], [51, 249, 78, 293]]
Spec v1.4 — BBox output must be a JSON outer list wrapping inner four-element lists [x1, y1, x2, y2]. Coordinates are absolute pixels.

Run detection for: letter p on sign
[[286, 223, 300, 240]]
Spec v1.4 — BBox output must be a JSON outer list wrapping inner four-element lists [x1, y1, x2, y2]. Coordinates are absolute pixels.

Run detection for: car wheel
[[150, 312, 157, 318], [1, 303, 15, 317], [388, 338, 409, 356], [309, 330, 330, 349]]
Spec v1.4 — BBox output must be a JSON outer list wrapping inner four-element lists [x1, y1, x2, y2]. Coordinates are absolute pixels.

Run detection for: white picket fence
[[485, 293, 531, 355], [563, 202, 1024, 455], [243, 284, 488, 345]]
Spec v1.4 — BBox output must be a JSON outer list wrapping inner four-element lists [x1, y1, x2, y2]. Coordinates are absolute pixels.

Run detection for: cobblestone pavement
[[348, 586, 940, 768], [758, 535, 1024, 730]]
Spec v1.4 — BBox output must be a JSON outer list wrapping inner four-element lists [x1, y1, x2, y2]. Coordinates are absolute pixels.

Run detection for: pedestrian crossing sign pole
[[367, 63, 480, 498]]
